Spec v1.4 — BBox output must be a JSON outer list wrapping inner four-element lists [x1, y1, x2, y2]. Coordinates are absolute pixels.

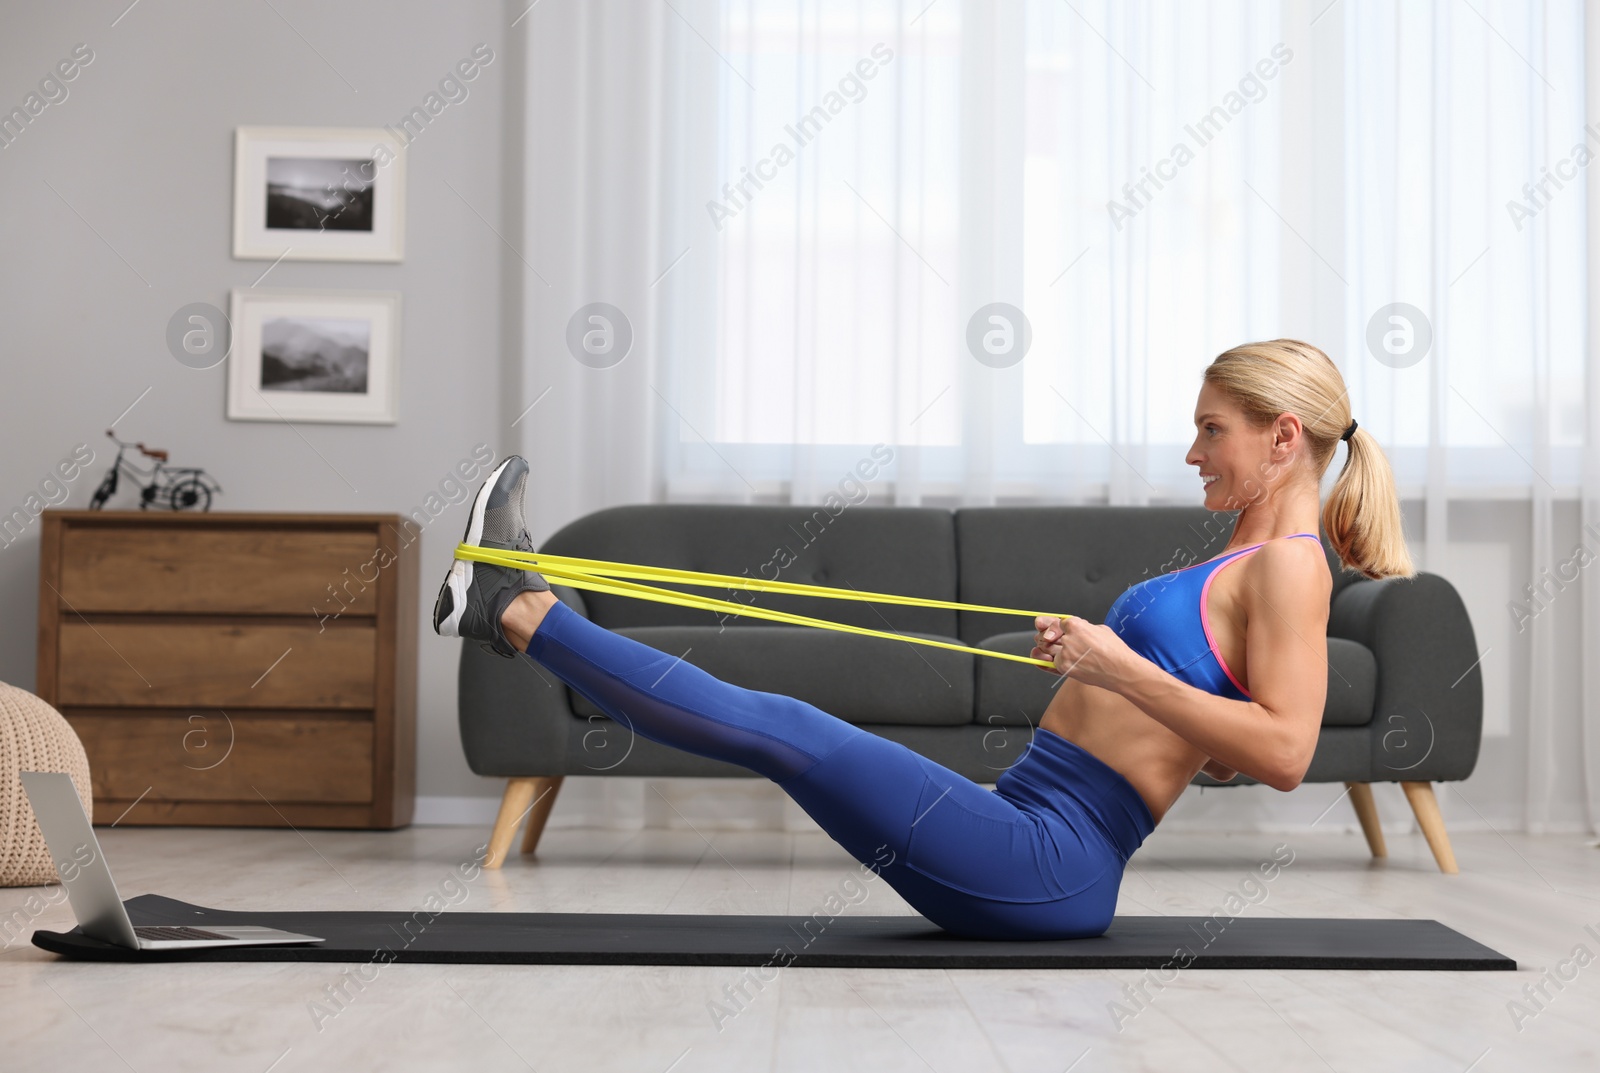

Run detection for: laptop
[[19, 770, 324, 950]]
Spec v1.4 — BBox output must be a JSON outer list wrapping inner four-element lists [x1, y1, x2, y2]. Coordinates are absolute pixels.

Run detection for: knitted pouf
[[0, 681, 92, 887]]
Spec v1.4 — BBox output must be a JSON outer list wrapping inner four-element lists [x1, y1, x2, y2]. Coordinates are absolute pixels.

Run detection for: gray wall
[[0, 1, 515, 804]]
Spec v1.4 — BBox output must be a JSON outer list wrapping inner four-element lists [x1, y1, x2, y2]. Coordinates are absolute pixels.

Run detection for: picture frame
[[227, 288, 401, 425], [232, 126, 407, 261]]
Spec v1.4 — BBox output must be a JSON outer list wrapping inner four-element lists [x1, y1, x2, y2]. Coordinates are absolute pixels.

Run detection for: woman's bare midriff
[[1039, 680, 1208, 827]]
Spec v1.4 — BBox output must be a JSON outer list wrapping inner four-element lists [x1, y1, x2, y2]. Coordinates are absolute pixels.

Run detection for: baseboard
[[413, 795, 506, 826], [411, 794, 1549, 834]]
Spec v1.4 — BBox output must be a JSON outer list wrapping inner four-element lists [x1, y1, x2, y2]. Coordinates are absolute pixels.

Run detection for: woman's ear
[[1273, 411, 1303, 456]]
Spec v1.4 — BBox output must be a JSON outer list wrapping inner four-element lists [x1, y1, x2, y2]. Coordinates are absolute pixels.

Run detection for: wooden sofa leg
[[484, 779, 535, 869], [483, 777, 566, 869], [1401, 781, 1459, 874], [520, 775, 564, 856], [1346, 781, 1387, 860]]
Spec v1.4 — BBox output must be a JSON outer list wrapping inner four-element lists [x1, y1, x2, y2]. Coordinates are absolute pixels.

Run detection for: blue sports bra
[[1103, 533, 1322, 702]]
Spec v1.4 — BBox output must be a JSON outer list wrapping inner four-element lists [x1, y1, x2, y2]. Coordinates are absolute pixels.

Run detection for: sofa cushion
[[971, 633, 1077, 728], [565, 625, 975, 727], [953, 507, 1363, 647], [540, 504, 960, 637], [973, 631, 1378, 728]]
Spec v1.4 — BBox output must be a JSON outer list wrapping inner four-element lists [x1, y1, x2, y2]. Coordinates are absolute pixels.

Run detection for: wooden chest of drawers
[[36, 511, 417, 828]]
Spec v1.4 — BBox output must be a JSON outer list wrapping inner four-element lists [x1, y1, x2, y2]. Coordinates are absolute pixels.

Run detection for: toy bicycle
[[88, 430, 222, 512]]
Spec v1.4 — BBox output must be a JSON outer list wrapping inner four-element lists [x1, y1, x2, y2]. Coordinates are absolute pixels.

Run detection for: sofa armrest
[[455, 584, 589, 778], [1328, 572, 1483, 782]]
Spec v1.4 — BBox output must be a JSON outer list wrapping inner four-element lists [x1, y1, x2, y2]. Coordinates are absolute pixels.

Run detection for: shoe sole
[[433, 456, 516, 638]]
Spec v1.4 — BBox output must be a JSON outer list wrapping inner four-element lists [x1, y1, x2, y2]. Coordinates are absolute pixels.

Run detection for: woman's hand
[[1032, 614, 1138, 691], [1031, 615, 1065, 673]]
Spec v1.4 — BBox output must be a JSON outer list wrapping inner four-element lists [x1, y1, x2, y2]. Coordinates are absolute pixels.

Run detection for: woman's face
[[1187, 382, 1279, 512]]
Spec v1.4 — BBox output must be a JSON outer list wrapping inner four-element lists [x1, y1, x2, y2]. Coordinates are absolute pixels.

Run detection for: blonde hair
[[1203, 339, 1415, 580]]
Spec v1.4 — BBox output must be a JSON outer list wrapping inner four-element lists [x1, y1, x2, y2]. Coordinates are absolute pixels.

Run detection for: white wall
[[0, 0, 516, 804]]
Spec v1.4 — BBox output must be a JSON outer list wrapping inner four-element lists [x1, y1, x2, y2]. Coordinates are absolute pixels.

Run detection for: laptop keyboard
[[134, 925, 236, 942]]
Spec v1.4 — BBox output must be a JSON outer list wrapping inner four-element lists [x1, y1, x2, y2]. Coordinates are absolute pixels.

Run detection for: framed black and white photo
[[227, 289, 401, 424], [233, 126, 406, 261]]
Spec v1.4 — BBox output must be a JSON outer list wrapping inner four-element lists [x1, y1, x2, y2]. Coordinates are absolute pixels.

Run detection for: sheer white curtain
[[514, 0, 1600, 835], [657, 0, 1291, 505], [1324, 0, 1593, 835], [1587, 0, 1600, 840]]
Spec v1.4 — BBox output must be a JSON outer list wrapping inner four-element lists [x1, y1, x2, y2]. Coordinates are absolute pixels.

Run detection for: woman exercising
[[434, 339, 1415, 941]]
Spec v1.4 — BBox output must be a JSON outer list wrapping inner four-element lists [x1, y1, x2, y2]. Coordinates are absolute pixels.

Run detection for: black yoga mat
[[30, 894, 1515, 969]]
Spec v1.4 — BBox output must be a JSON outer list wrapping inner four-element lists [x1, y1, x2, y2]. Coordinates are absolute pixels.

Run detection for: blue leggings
[[523, 599, 1156, 940]]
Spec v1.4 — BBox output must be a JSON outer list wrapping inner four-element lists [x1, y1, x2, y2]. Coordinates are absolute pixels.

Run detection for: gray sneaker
[[432, 455, 550, 657]]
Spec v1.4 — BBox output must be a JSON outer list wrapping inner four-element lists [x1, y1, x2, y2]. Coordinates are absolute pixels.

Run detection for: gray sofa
[[458, 504, 1482, 873]]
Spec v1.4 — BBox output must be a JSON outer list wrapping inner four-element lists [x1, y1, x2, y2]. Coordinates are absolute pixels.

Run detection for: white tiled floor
[[3, 823, 1597, 1072]]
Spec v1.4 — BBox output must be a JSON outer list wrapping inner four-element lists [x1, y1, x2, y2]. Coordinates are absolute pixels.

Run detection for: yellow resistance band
[[455, 544, 1071, 670]]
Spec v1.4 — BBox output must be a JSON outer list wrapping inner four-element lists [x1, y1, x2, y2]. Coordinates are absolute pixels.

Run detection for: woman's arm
[[1039, 541, 1329, 791], [1200, 758, 1237, 781]]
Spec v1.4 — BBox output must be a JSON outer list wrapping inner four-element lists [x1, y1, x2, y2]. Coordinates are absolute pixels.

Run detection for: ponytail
[[1320, 422, 1415, 580]]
